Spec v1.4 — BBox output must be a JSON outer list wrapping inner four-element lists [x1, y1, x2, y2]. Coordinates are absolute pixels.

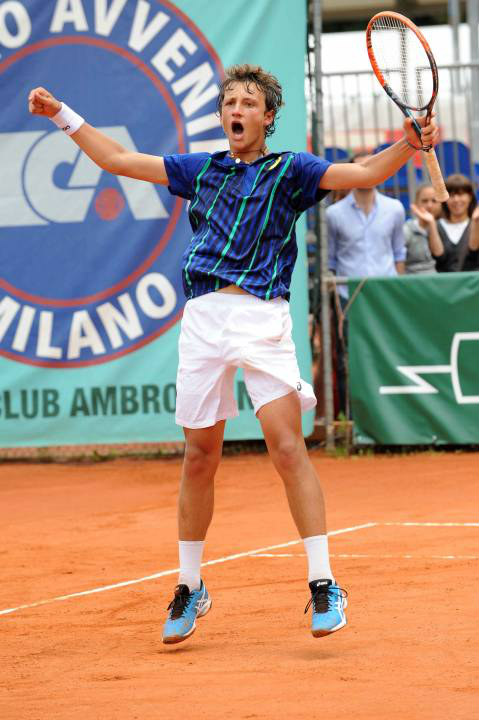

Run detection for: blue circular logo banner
[[0, 1, 226, 366]]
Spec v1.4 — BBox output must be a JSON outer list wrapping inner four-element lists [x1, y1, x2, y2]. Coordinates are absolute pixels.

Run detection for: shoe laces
[[167, 584, 192, 619], [304, 583, 348, 615]]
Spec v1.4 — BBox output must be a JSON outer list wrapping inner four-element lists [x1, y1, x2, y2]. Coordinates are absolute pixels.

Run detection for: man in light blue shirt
[[326, 161, 406, 413], [327, 185, 406, 299]]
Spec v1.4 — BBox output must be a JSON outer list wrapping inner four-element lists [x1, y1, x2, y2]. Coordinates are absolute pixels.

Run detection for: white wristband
[[50, 102, 85, 136]]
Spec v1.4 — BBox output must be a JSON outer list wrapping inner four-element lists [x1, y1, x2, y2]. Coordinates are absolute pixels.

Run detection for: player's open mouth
[[232, 121, 244, 137]]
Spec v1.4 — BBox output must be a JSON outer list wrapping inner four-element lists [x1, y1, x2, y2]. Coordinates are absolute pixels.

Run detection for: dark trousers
[[333, 293, 349, 418]]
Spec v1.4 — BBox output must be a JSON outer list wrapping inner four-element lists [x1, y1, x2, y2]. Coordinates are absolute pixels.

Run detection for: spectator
[[326, 153, 406, 414], [404, 183, 441, 274], [433, 174, 479, 272], [327, 154, 406, 294]]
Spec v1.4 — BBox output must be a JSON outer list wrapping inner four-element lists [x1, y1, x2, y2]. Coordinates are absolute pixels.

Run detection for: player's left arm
[[320, 115, 438, 190], [468, 207, 479, 251]]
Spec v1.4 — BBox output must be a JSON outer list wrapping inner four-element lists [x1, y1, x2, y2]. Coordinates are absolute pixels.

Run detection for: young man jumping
[[29, 64, 437, 643]]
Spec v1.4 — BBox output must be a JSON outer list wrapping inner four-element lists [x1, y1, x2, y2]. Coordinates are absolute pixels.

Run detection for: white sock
[[303, 534, 334, 583], [178, 540, 204, 590]]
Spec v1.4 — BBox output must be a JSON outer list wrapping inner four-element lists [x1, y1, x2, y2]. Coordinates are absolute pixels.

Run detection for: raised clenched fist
[[28, 87, 62, 118]]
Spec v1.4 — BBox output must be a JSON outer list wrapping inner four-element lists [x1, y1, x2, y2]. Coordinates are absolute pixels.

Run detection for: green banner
[[348, 273, 479, 445]]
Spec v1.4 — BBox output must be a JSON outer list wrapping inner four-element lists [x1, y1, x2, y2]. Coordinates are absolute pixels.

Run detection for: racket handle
[[424, 150, 449, 202]]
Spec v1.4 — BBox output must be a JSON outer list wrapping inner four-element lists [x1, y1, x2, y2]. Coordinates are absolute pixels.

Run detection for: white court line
[[0, 522, 376, 618], [251, 553, 479, 560], [383, 522, 479, 527]]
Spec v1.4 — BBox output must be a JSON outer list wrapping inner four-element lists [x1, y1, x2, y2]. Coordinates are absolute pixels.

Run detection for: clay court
[[1, 450, 478, 720]]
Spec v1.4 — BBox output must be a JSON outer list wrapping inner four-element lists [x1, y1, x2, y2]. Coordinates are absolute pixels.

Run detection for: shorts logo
[[0, 1, 226, 367], [297, 382, 302, 391]]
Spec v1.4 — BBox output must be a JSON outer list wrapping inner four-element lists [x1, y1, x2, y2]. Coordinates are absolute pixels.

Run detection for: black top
[[434, 220, 479, 272]]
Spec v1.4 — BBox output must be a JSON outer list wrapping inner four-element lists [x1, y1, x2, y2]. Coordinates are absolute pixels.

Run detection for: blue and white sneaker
[[305, 579, 348, 638], [162, 581, 212, 645]]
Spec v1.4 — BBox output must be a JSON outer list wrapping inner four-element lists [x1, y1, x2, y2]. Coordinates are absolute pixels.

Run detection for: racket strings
[[371, 16, 433, 110]]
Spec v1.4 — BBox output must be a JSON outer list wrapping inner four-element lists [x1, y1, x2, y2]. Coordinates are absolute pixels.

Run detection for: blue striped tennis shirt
[[164, 150, 330, 300]]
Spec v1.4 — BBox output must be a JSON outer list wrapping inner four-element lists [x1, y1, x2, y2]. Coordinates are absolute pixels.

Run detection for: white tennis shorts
[[175, 291, 316, 429]]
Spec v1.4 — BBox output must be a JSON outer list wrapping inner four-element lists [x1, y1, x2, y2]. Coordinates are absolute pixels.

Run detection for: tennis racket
[[366, 11, 449, 202]]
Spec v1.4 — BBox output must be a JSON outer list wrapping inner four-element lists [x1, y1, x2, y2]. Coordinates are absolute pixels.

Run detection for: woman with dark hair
[[433, 174, 479, 272]]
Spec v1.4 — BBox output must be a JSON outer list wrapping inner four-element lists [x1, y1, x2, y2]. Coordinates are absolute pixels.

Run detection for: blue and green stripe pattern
[[163, 150, 330, 300]]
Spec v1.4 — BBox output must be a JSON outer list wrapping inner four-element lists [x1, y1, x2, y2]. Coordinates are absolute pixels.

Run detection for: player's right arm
[[320, 116, 438, 190], [28, 87, 169, 185]]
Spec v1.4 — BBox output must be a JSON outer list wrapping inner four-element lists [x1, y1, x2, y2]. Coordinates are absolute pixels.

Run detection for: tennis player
[[29, 65, 437, 644]]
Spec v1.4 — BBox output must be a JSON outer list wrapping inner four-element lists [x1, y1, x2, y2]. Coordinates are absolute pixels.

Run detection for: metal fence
[[322, 62, 479, 205], [310, 60, 479, 448]]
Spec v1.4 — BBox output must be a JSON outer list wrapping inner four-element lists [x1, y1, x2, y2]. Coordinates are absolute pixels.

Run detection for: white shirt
[[439, 218, 469, 245]]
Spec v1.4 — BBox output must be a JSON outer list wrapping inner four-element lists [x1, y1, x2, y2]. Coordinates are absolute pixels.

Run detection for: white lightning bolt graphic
[[379, 332, 479, 404], [380, 366, 451, 395]]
